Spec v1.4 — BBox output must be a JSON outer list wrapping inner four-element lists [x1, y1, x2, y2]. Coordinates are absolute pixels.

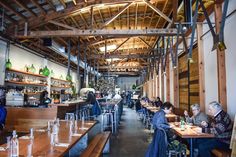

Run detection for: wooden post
[[166, 54, 170, 101], [197, 24, 206, 112], [153, 70, 156, 98], [215, 3, 227, 111], [161, 61, 165, 101], [157, 70, 160, 97], [172, 46, 179, 108]]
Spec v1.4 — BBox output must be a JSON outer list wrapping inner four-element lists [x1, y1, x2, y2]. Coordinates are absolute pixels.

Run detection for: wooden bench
[[211, 149, 231, 157], [80, 131, 111, 157]]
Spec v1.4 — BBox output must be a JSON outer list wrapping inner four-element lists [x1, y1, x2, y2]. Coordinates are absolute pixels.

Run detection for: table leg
[[190, 138, 193, 157]]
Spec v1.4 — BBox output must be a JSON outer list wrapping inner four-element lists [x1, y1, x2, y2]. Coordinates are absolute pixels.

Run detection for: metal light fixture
[[217, 41, 227, 51], [188, 58, 194, 64]]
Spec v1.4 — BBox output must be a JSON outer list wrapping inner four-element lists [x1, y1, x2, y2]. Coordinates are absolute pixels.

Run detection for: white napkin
[[19, 136, 33, 140], [35, 129, 47, 132], [72, 133, 82, 137], [55, 143, 69, 147], [79, 127, 88, 130], [0, 147, 6, 151]]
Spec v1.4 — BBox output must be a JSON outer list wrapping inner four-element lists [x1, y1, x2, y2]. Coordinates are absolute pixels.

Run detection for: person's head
[[42, 90, 48, 98], [208, 101, 223, 116], [191, 104, 201, 116], [156, 97, 160, 101], [161, 102, 173, 114]]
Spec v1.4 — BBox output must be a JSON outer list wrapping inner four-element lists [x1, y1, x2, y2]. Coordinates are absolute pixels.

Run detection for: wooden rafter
[[13, 0, 37, 17], [101, 2, 133, 28], [58, 0, 66, 9], [30, 0, 46, 14], [143, 0, 172, 23], [138, 37, 152, 48], [0, 1, 26, 20], [18, 28, 178, 38], [48, 20, 79, 30], [45, 0, 56, 11]]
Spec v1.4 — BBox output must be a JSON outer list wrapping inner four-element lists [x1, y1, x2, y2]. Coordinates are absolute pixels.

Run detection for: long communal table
[[0, 120, 97, 157], [169, 122, 214, 157]]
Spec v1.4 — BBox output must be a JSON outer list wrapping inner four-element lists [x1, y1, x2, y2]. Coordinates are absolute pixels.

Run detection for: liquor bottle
[[10, 130, 19, 157]]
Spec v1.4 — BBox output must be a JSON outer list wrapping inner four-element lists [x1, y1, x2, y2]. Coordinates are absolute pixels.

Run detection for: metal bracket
[[188, 0, 199, 59]]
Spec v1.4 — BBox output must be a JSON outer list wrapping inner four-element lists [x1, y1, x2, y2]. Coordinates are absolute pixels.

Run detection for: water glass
[[6, 136, 11, 149], [30, 128, 34, 139], [27, 144, 32, 157]]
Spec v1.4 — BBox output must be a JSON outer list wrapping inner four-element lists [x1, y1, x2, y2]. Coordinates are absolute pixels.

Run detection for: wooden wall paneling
[[189, 47, 200, 106], [215, 3, 227, 111]]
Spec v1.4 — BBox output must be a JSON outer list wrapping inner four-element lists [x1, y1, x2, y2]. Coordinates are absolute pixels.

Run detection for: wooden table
[[169, 122, 214, 157], [0, 120, 97, 157]]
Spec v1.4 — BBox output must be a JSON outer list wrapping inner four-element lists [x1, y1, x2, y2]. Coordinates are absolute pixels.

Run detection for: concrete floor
[[104, 107, 151, 157]]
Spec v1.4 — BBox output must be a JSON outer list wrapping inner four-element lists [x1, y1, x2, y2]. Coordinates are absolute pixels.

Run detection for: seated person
[[184, 103, 209, 126], [152, 102, 173, 129], [154, 97, 163, 107], [197, 101, 233, 157], [39, 90, 51, 108], [113, 92, 122, 99], [86, 91, 100, 117], [146, 102, 174, 157], [135, 95, 142, 111]]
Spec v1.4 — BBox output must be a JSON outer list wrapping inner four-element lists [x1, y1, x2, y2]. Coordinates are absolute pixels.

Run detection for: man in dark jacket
[[197, 101, 233, 157]]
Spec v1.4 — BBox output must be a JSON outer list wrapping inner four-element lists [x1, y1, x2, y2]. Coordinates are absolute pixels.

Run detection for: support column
[[215, 3, 227, 111], [197, 24, 206, 112], [161, 61, 164, 101], [77, 42, 81, 93], [172, 46, 179, 108], [166, 54, 170, 101]]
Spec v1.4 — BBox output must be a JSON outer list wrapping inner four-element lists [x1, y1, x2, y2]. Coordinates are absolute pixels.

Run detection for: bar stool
[[65, 113, 75, 121], [101, 109, 117, 134]]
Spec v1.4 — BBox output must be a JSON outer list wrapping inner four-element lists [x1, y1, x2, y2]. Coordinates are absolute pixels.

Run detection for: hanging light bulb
[[188, 58, 194, 64]]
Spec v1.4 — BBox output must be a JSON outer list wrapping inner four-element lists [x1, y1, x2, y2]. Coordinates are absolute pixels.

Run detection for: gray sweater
[[185, 112, 209, 126]]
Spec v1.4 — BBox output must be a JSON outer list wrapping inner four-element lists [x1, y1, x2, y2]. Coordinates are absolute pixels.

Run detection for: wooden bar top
[[169, 122, 214, 139], [48, 99, 87, 107], [0, 120, 97, 157]]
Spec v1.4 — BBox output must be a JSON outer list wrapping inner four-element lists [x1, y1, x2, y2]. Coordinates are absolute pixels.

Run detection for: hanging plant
[[132, 84, 136, 90]]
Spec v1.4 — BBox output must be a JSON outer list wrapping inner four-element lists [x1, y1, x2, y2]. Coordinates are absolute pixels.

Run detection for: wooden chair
[[80, 131, 111, 157]]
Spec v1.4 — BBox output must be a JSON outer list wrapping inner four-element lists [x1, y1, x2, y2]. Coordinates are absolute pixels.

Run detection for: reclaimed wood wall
[[178, 45, 199, 111]]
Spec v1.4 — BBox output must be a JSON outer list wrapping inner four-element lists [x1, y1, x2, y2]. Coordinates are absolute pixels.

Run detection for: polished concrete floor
[[104, 107, 151, 157]]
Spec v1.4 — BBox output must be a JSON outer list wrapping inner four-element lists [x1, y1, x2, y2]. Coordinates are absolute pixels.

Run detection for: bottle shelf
[[5, 81, 48, 87], [51, 77, 70, 83], [51, 85, 71, 89], [6, 68, 47, 78]]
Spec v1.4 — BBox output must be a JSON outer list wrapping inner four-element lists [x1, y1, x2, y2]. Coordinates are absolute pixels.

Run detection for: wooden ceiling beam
[[19, 28, 178, 38], [0, 1, 26, 20], [102, 71, 139, 76], [143, 0, 172, 23], [138, 37, 152, 48], [99, 65, 145, 69], [30, 0, 46, 14], [91, 53, 158, 59], [58, 0, 67, 9], [101, 2, 133, 28], [13, 0, 37, 17], [111, 38, 130, 53], [48, 20, 79, 30], [0, 14, 17, 24], [45, 0, 56, 11], [90, 48, 152, 58]]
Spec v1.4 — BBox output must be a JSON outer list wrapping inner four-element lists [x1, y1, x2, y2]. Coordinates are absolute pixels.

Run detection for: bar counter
[[5, 99, 87, 132]]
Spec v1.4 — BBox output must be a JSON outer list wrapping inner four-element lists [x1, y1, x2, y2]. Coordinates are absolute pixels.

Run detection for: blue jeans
[[196, 138, 229, 157]]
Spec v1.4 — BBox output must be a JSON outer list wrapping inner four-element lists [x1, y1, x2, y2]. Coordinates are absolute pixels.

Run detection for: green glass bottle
[[66, 74, 72, 81], [5, 59, 12, 69], [43, 66, 50, 76], [30, 64, 36, 73]]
